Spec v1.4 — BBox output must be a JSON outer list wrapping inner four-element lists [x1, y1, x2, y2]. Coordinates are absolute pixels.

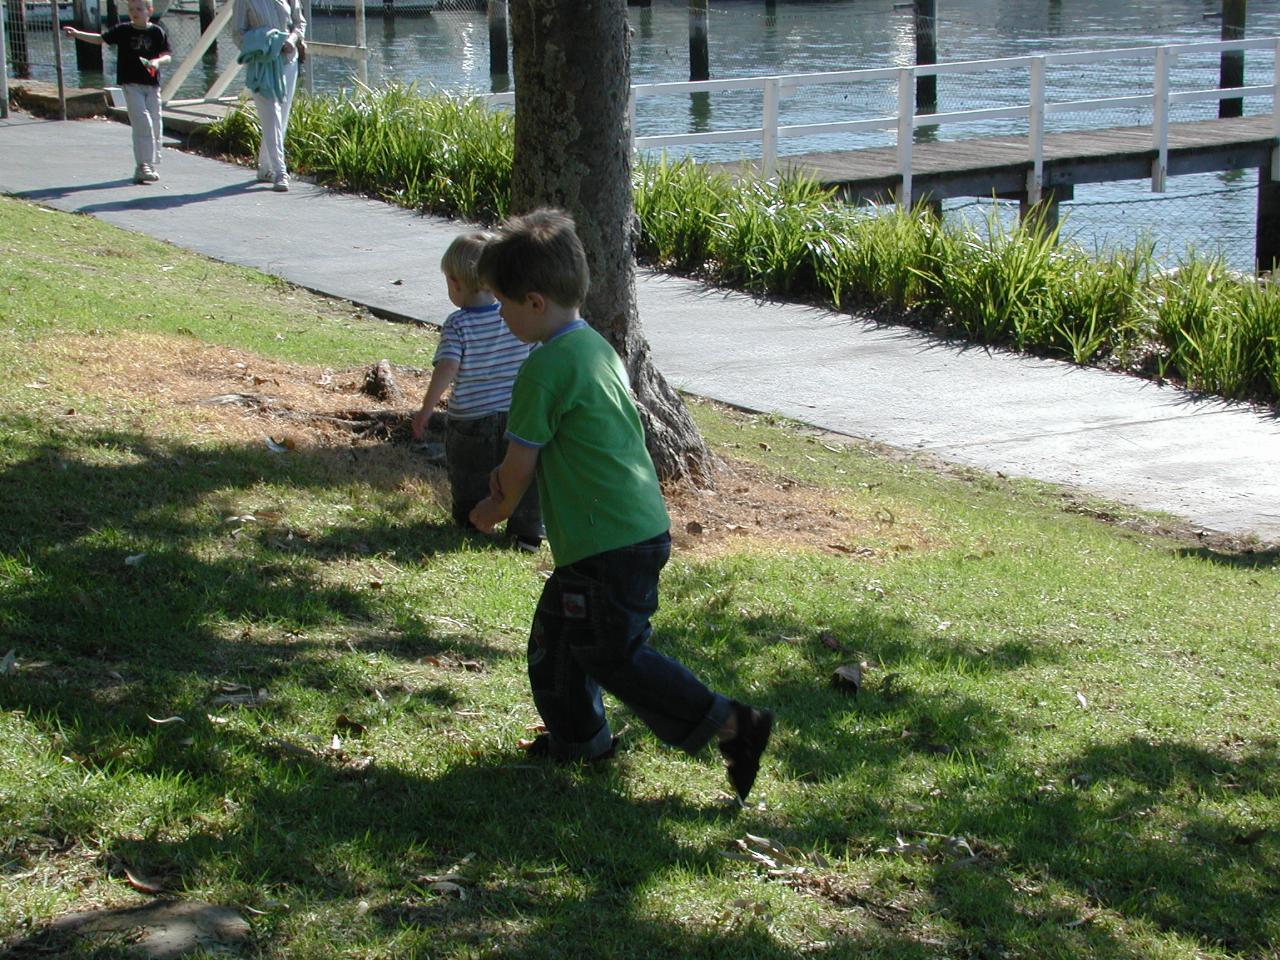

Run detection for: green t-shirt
[[507, 321, 670, 566]]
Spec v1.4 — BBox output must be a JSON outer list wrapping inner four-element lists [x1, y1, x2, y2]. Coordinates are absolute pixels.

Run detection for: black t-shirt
[[102, 22, 171, 87]]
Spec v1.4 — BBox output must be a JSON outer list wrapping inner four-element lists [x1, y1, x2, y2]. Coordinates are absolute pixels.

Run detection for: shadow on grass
[[2, 424, 1276, 957], [1176, 545, 1280, 569]]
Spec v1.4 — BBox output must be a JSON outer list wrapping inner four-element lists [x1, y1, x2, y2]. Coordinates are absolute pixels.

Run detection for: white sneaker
[[133, 164, 149, 184], [141, 164, 159, 183], [272, 174, 290, 193], [256, 168, 273, 183]]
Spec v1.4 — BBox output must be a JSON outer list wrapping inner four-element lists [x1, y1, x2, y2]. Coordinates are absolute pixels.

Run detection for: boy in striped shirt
[[412, 232, 543, 550]]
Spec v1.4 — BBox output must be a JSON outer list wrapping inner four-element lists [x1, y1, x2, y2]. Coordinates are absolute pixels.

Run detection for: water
[[9, 0, 1280, 267]]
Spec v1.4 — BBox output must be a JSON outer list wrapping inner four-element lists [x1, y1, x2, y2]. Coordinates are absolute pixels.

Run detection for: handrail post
[[354, 0, 367, 86], [897, 66, 914, 209], [1151, 45, 1171, 193], [162, 0, 235, 102], [1027, 55, 1046, 206], [628, 87, 636, 154], [762, 76, 779, 179]]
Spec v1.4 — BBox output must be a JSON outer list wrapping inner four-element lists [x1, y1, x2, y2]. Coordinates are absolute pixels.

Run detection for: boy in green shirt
[[469, 209, 772, 803]]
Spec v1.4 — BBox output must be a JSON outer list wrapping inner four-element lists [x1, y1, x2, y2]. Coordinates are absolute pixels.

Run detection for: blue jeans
[[527, 532, 731, 761]]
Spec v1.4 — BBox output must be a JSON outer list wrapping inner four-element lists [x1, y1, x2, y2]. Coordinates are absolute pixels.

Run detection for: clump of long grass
[[1148, 257, 1280, 400], [199, 85, 1280, 408]]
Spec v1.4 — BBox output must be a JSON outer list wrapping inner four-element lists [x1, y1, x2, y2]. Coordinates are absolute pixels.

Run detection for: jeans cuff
[[677, 693, 733, 755], [550, 722, 614, 762]]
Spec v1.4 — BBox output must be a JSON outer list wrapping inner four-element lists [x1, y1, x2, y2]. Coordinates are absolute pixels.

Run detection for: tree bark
[[508, 0, 714, 484]]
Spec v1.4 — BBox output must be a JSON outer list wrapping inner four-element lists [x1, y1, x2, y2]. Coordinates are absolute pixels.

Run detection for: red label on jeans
[[562, 592, 587, 619]]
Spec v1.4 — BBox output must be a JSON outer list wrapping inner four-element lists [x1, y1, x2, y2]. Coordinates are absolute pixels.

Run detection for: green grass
[[2, 196, 1279, 959], [201, 85, 1280, 410]]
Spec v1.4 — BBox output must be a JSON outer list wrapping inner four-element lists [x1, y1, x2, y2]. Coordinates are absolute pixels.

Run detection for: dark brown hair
[[477, 208, 590, 308]]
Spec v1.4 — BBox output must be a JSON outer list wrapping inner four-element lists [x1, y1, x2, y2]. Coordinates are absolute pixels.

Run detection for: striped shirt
[[434, 302, 532, 420]]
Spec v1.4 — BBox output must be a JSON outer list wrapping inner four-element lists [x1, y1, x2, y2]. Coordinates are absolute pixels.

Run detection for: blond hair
[[440, 231, 495, 294]]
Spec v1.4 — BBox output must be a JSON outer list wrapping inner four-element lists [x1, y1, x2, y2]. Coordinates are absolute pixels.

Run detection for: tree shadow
[[1175, 545, 1280, 569], [3, 423, 1275, 957]]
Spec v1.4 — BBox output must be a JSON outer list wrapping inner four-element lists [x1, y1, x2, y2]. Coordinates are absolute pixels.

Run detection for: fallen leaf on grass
[[336, 714, 366, 735], [1, 649, 15, 676], [1075, 691, 1088, 709], [122, 866, 166, 895], [146, 714, 186, 725], [418, 853, 474, 899], [716, 898, 771, 925], [831, 663, 865, 694], [819, 631, 842, 651], [124, 553, 147, 566], [1066, 909, 1102, 928], [425, 881, 466, 899], [211, 687, 268, 708]]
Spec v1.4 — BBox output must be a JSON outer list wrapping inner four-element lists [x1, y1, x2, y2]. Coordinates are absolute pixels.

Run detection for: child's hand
[[410, 407, 429, 441], [469, 497, 502, 534]]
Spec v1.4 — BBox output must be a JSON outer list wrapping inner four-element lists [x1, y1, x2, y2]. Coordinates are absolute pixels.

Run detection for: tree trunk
[[508, 0, 715, 485]]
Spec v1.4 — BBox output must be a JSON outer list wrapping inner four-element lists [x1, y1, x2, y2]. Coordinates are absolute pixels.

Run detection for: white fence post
[[354, 0, 366, 86], [1151, 45, 1171, 193], [762, 76, 779, 179], [897, 66, 914, 209], [1027, 55, 1046, 206], [628, 87, 636, 154]]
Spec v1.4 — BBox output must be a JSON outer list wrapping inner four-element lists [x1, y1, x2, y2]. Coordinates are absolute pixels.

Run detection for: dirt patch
[[50, 333, 914, 558]]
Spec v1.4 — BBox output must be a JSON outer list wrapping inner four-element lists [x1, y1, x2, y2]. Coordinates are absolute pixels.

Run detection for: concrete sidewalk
[[3, 111, 1278, 543]]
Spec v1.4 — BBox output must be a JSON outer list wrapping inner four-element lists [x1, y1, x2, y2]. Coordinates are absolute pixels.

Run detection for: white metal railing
[[487, 38, 1280, 210], [162, 0, 367, 107]]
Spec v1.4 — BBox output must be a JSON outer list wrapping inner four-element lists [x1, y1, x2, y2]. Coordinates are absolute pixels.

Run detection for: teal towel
[[238, 27, 287, 102]]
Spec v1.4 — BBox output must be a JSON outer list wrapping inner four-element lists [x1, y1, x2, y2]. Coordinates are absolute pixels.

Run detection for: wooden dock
[[708, 114, 1280, 269]]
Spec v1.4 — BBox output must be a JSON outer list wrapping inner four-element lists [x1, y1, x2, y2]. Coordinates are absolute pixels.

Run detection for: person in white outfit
[[233, 0, 305, 192]]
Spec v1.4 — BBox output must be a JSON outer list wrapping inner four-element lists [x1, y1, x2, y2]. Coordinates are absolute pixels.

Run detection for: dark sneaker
[[719, 701, 773, 803], [514, 536, 542, 553]]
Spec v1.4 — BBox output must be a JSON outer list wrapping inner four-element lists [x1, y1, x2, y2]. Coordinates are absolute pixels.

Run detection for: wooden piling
[[915, 0, 937, 113], [689, 0, 708, 82], [0, 0, 9, 117], [1019, 185, 1073, 237], [488, 0, 508, 80], [199, 0, 216, 54], [1218, 0, 1245, 119], [1258, 161, 1279, 273], [71, 0, 103, 70]]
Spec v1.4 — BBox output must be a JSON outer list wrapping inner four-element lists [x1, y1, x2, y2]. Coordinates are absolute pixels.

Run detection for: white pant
[[254, 58, 299, 179], [122, 83, 162, 168]]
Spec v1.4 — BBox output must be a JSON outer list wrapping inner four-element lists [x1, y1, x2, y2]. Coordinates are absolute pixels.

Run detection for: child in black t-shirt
[[64, 0, 171, 184]]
